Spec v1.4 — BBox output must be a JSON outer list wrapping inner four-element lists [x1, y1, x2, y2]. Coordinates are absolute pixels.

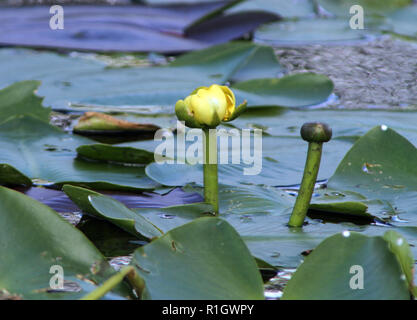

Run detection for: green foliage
[[0, 186, 131, 300], [282, 231, 412, 299]]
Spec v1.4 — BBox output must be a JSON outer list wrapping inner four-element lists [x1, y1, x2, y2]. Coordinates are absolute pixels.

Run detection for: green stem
[[203, 127, 219, 215], [289, 142, 323, 227], [80, 266, 144, 300]]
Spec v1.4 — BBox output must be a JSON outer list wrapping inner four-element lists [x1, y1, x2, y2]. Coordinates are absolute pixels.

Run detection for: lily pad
[[77, 144, 156, 165], [232, 73, 334, 107], [310, 201, 372, 219], [282, 232, 411, 299], [328, 126, 417, 224], [0, 80, 50, 123], [131, 217, 265, 300], [74, 112, 160, 133], [62, 183, 163, 240], [171, 41, 284, 83], [383, 230, 415, 293], [89, 194, 163, 240], [63, 183, 212, 232], [0, 186, 130, 299]]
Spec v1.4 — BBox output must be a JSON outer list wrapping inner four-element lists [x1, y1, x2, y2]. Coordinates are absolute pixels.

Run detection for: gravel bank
[[275, 36, 417, 109]]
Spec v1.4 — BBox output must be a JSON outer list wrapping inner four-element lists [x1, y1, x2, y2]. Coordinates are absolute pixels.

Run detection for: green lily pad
[[328, 126, 417, 223], [131, 217, 265, 300], [310, 201, 371, 218], [232, 73, 334, 108], [89, 195, 163, 240], [0, 80, 50, 123], [0, 115, 158, 191], [0, 186, 130, 300], [77, 144, 156, 165], [308, 187, 398, 226], [282, 232, 411, 300], [172, 41, 283, 83], [62, 185, 162, 240], [383, 231, 415, 293]]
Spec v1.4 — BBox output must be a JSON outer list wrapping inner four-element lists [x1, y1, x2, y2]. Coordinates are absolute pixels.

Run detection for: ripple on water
[[109, 255, 132, 271], [264, 269, 296, 300]]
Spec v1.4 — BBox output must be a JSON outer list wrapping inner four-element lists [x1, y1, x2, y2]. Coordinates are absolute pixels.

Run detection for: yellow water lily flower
[[175, 84, 237, 128]]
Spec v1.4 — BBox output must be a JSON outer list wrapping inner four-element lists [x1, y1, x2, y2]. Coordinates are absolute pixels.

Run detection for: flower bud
[[300, 122, 332, 143], [175, 84, 236, 128]]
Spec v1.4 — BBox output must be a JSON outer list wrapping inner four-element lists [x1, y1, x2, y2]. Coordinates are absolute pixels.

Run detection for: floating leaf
[[74, 112, 160, 133], [89, 195, 163, 240], [0, 80, 50, 123], [383, 231, 415, 293], [131, 217, 265, 300], [77, 144, 156, 165], [0, 186, 131, 299], [63, 185, 209, 237], [328, 126, 417, 223], [63, 184, 162, 240], [282, 232, 411, 300], [171, 41, 283, 83]]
